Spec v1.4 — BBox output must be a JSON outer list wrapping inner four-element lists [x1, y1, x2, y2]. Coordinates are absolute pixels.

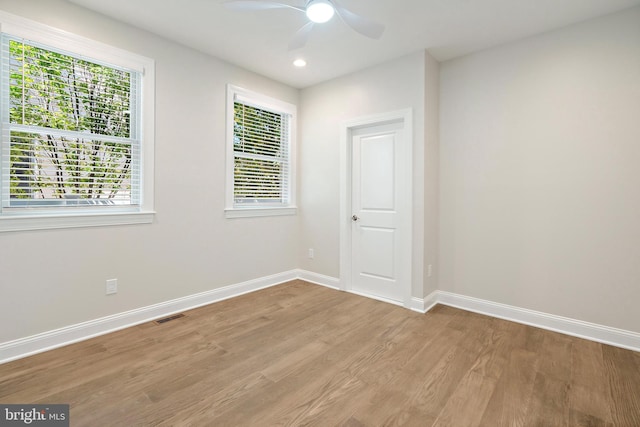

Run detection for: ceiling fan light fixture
[[306, 0, 335, 24]]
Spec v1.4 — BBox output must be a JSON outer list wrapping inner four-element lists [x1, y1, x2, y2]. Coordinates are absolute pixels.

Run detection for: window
[[225, 85, 296, 218], [0, 12, 155, 232]]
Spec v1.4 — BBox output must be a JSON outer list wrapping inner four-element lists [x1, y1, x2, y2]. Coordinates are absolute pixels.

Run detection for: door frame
[[339, 109, 413, 309]]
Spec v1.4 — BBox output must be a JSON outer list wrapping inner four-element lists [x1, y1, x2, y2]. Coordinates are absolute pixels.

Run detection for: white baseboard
[[410, 297, 426, 313], [0, 270, 299, 364], [296, 274, 640, 353], [3, 272, 639, 364], [295, 269, 341, 290], [424, 291, 640, 353], [347, 289, 403, 307], [410, 291, 439, 313]]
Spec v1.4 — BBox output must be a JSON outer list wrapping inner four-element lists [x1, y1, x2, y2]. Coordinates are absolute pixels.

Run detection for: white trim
[[4, 268, 638, 364], [348, 289, 404, 307], [424, 291, 640, 353], [424, 291, 440, 313], [409, 291, 439, 314], [295, 269, 340, 290], [224, 207, 297, 219], [410, 297, 426, 313], [0, 10, 149, 72], [0, 211, 155, 232], [339, 109, 413, 308], [0, 11, 156, 230], [0, 270, 298, 364], [225, 85, 297, 216]]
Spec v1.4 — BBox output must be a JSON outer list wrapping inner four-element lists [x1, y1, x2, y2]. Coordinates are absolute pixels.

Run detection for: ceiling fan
[[223, 0, 385, 50]]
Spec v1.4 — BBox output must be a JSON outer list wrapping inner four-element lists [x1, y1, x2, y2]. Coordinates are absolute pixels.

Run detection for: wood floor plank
[[537, 331, 574, 381], [345, 388, 418, 427], [1, 281, 639, 426], [430, 318, 513, 427], [568, 409, 612, 427], [228, 307, 409, 426], [523, 372, 571, 426], [602, 345, 640, 426], [479, 347, 539, 427], [158, 294, 398, 426], [342, 312, 466, 426], [569, 338, 612, 423], [432, 371, 498, 427]]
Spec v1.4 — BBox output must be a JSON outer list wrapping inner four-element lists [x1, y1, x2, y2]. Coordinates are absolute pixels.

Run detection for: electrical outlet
[[427, 264, 433, 277], [106, 279, 118, 295], [308, 248, 314, 259]]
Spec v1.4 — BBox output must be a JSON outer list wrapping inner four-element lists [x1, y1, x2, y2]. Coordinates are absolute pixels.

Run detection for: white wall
[[424, 53, 440, 296], [298, 51, 439, 298], [0, 0, 299, 343], [3, 0, 636, 347], [439, 7, 640, 332]]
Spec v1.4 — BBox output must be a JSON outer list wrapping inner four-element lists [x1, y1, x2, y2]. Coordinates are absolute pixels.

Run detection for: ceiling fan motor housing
[[306, 0, 335, 23]]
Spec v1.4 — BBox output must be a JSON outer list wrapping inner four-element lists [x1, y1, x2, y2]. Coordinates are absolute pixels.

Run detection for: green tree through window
[[5, 38, 139, 207], [233, 101, 290, 205]]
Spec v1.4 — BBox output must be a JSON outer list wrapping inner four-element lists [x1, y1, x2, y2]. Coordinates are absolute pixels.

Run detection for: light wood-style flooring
[[1, 280, 639, 426]]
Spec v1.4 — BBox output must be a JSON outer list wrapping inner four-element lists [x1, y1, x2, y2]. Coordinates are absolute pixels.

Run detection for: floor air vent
[[154, 313, 185, 324]]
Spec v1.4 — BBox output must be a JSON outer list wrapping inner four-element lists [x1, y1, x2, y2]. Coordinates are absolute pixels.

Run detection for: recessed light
[[293, 59, 307, 68]]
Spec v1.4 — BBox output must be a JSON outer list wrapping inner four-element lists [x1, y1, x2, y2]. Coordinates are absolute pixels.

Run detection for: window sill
[[0, 211, 155, 233], [224, 207, 297, 219]]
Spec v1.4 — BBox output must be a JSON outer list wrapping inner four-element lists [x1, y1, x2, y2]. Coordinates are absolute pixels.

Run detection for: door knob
[[352, 215, 359, 221]]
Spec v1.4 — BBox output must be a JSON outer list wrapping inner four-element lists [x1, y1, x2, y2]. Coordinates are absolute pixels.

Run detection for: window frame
[[225, 85, 296, 219], [0, 11, 155, 232]]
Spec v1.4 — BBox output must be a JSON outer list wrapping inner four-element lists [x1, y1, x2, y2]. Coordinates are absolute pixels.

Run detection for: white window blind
[[232, 98, 291, 206], [0, 35, 141, 209]]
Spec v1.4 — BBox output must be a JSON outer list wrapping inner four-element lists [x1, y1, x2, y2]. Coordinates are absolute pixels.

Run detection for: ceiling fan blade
[[288, 21, 315, 50], [332, 1, 385, 39], [223, 0, 304, 12]]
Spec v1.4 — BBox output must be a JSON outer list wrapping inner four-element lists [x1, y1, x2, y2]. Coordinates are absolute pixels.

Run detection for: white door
[[350, 121, 406, 303]]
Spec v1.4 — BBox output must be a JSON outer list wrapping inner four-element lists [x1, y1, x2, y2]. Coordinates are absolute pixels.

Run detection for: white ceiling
[[67, 0, 640, 88]]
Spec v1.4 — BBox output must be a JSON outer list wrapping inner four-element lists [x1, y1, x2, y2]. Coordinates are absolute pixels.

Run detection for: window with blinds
[[0, 36, 141, 209], [227, 86, 296, 216], [233, 101, 290, 205]]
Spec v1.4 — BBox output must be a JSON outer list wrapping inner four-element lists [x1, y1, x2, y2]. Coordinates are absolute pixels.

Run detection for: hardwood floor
[[1, 280, 639, 426]]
